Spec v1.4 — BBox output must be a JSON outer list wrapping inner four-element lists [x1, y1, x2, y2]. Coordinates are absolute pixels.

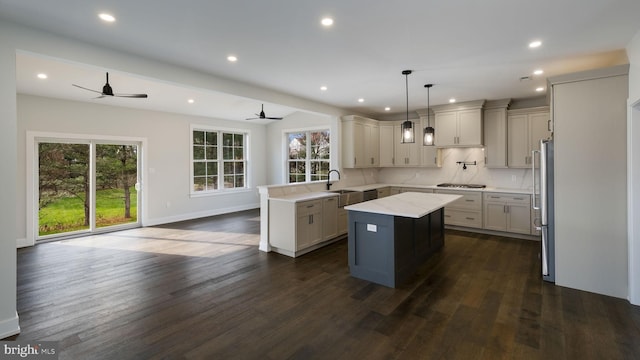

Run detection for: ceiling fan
[[72, 72, 148, 98], [246, 104, 283, 120]]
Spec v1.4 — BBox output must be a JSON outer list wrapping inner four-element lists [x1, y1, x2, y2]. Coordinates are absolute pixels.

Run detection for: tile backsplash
[[371, 148, 533, 190]]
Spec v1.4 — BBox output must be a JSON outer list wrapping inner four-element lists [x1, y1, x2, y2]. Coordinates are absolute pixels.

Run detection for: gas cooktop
[[436, 183, 486, 189]]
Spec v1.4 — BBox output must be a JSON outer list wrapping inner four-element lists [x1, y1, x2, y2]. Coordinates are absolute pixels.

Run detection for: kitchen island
[[344, 192, 461, 288]]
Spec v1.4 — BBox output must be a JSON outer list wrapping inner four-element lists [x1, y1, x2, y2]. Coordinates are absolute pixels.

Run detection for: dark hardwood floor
[[7, 209, 640, 359]]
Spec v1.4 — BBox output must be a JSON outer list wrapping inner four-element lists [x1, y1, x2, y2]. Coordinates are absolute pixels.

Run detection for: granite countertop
[[344, 192, 462, 218]]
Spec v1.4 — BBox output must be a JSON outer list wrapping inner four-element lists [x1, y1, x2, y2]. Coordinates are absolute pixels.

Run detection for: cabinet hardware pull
[[465, 217, 475, 220], [307, 205, 314, 208], [514, 197, 523, 200], [491, 196, 499, 199], [465, 199, 474, 202]]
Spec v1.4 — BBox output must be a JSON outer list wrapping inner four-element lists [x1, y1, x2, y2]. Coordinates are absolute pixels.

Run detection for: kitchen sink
[[326, 189, 363, 207], [436, 183, 486, 189]]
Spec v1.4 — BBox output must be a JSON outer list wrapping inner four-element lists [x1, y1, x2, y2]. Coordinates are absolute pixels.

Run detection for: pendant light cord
[[405, 72, 409, 122]]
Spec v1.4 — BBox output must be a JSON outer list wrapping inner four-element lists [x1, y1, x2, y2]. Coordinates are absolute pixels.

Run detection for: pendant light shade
[[401, 70, 415, 143], [423, 84, 435, 146]]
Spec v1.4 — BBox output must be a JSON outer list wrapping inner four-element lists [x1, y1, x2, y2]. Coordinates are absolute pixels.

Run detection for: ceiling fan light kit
[[73, 72, 148, 99]]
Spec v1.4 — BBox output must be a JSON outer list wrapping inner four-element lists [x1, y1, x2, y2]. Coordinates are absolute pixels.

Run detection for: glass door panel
[[38, 142, 90, 236], [95, 144, 139, 229]]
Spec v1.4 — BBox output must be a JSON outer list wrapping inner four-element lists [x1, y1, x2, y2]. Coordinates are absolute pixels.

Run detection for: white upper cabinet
[[393, 121, 421, 166], [415, 109, 442, 167], [507, 107, 550, 168], [482, 99, 511, 168], [341, 115, 380, 168], [379, 122, 395, 167], [432, 100, 485, 147]]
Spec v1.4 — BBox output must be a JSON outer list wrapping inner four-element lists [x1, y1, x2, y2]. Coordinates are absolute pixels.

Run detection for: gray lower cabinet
[[483, 193, 531, 234], [269, 196, 339, 257], [433, 189, 482, 228]]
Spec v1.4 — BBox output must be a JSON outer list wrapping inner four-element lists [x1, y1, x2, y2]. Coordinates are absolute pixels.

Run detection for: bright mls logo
[[1, 341, 58, 359]]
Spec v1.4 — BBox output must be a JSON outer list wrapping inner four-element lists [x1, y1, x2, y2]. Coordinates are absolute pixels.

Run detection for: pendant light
[[423, 84, 435, 146], [401, 70, 415, 143]]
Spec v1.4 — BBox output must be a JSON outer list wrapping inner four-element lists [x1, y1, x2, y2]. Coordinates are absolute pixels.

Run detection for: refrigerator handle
[[532, 149, 540, 210]]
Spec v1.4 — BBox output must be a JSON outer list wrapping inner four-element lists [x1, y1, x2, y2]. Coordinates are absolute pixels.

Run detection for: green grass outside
[[39, 188, 138, 236]]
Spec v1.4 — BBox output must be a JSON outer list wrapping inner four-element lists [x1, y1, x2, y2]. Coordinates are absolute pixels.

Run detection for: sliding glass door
[[37, 140, 140, 240]]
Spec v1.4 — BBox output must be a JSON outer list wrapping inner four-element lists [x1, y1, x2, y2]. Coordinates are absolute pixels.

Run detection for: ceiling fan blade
[[114, 93, 148, 98], [72, 84, 103, 94], [264, 117, 283, 120]]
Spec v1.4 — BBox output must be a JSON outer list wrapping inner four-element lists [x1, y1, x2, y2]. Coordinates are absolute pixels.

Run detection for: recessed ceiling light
[[449, 98, 456, 103], [536, 87, 545, 92], [37, 73, 47, 79], [529, 40, 542, 48], [533, 69, 544, 75], [358, 98, 364, 103], [227, 55, 238, 62], [321, 17, 334, 26], [187, 99, 195, 104], [320, 86, 327, 91], [98, 13, 116, 22], [384, 107, 391, 111]]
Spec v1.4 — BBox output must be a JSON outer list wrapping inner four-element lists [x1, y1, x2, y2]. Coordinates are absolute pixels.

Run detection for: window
[[192, 128, 247, 193], [287, 129, 330, 183]]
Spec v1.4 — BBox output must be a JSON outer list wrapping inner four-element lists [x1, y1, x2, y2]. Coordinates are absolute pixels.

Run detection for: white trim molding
[[0, 312, 20, 339], [628, 99, 640, 305]]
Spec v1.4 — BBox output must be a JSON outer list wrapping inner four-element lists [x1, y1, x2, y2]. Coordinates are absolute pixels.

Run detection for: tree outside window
[[287, 130, 330, 183]]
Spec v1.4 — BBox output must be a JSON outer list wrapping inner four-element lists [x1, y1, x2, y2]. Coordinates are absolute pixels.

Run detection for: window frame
[[284, 127, 331, 184], [190, 124, 250, 196]]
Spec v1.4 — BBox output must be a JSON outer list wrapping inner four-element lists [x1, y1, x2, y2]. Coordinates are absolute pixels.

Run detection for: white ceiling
[[2, 0, 640, 121]]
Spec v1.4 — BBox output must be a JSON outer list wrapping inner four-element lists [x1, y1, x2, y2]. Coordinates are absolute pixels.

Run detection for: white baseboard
[[0, 312, 20, 339], [143, 203, 259, 227], [16, 238, 31, 249]]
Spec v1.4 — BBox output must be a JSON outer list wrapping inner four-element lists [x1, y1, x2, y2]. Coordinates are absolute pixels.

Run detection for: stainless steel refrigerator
[[533, 139, 555, 282]]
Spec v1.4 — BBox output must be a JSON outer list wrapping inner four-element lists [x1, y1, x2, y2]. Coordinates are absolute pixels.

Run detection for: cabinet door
[[421, 146, 440, 167], [365, 123, 380, 167], [506, 203, 531, 234], [483, 108, 507, 167], [352, 121, 365, 167], [322, 197, 338, 241], [394, 123, 420, 166], [457, 109, 482, 146], [434, 112, 457, 146], [507, 114, 529, 167], [296, 201, 323, 250], [528, 112, 551, 157], [484, 202, 507, 231], [379, 124, 395, 167]]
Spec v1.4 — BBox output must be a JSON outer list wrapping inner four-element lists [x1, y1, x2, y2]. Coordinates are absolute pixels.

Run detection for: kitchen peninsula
[[345, 192, 461, 287]]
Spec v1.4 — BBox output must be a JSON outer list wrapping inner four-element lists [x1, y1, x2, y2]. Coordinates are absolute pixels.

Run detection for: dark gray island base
[[344, 192, 461, 288], [347, 208, 444, 288]]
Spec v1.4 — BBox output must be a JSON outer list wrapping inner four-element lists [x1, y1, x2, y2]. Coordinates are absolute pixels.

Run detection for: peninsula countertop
[[344, 192, 462, 218]]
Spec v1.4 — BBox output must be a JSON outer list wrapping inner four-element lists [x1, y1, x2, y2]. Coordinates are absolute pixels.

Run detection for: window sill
[[190, 188, 255, 198]]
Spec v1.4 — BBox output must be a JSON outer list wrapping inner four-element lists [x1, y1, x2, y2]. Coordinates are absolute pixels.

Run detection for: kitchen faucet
[[326, 169, 341, 190]]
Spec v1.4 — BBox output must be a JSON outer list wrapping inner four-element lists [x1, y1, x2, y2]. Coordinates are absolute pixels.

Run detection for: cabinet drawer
[[436, 190, 482, 211], [484, 192, 531, 205], [443, 209, 482, 228], [296, 200, 322, 215]]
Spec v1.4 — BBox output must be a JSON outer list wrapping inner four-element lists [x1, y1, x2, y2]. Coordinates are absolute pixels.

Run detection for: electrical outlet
[[511, 175, 517, 183]]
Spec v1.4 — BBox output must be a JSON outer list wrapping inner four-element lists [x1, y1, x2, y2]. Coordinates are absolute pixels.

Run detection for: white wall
[[17, 94, 267, 239], [626, 29, 640, 305], [0, 21, 20, 339]]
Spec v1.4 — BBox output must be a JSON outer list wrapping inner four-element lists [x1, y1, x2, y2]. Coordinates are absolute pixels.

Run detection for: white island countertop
[[344, 192, 462, 218]]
